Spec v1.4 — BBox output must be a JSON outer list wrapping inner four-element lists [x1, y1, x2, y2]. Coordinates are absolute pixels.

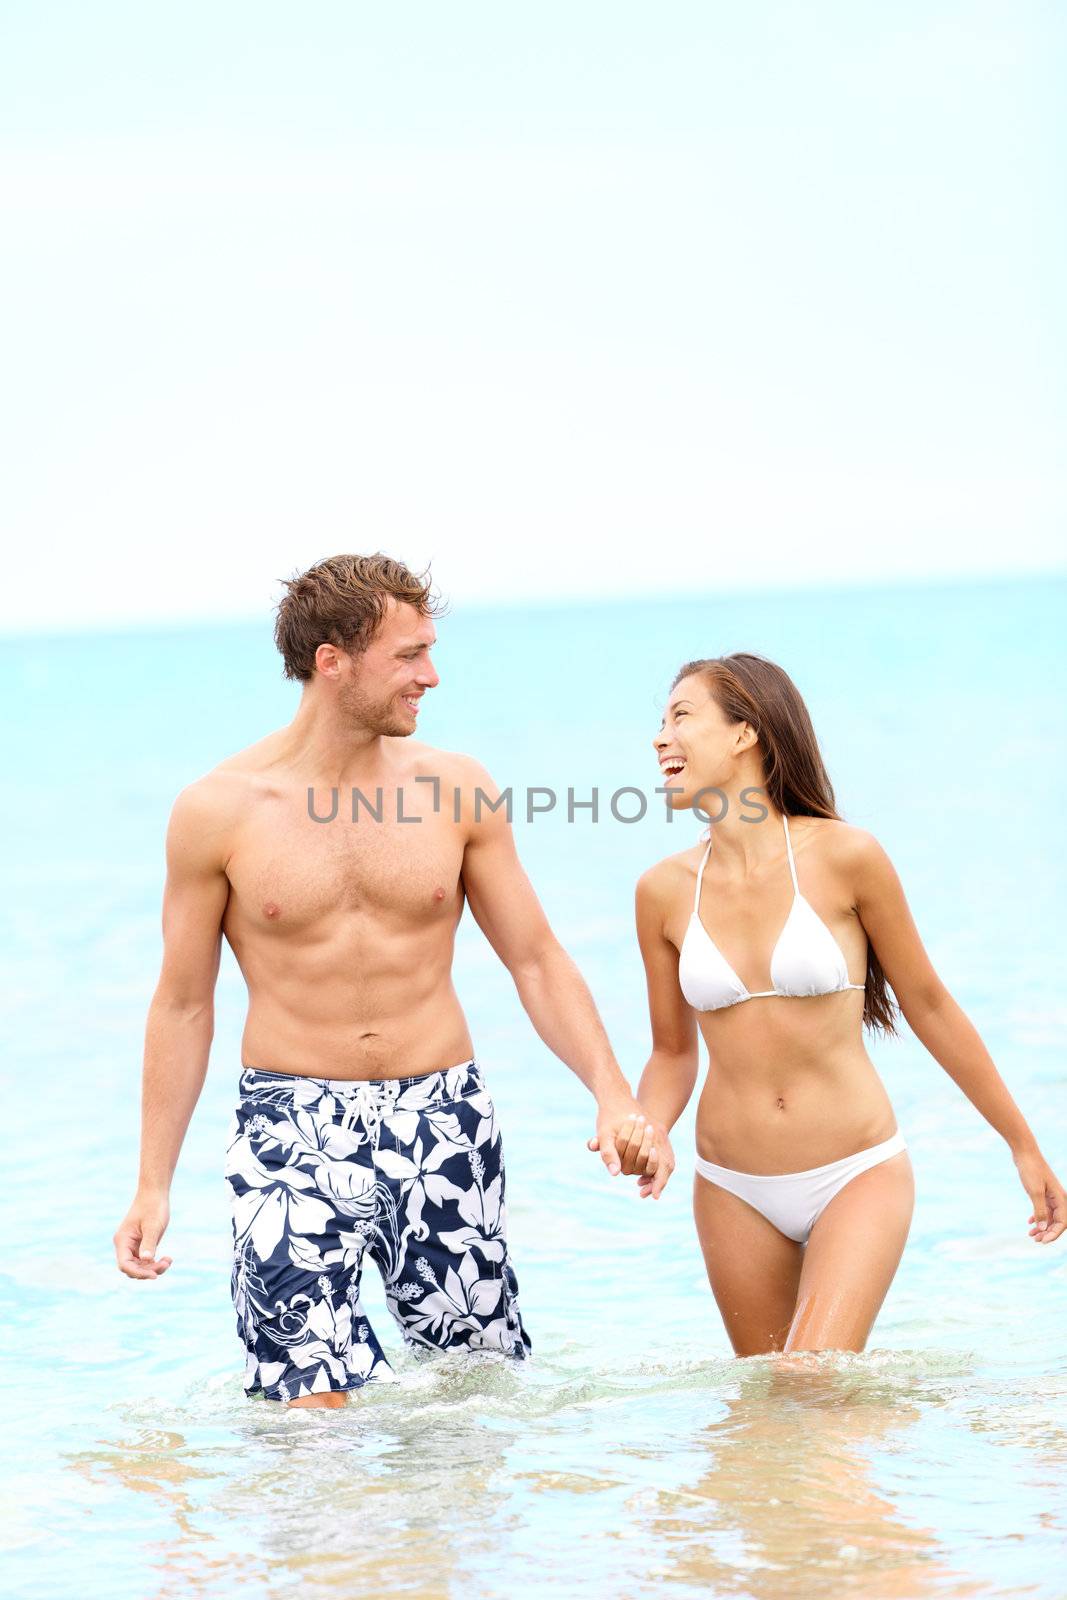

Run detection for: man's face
[[338, 600, 439, 736]]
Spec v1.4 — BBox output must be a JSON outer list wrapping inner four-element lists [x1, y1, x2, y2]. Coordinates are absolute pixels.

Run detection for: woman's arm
[[634, 865, 701, 1132], [585, 864, 693, 1195], [850, 830, 1065, 1243]]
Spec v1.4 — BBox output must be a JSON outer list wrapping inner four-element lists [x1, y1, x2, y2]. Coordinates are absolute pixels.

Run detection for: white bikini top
[[678, 814, 866, 1012]]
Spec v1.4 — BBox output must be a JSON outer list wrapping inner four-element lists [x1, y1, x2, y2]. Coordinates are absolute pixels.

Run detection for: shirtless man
[[113, 553, 674, 1407]]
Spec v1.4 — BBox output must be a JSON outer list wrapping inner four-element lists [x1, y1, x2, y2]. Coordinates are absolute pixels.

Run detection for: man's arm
[[113, 780, 232, 1279], [458, 759, 675, 1196]]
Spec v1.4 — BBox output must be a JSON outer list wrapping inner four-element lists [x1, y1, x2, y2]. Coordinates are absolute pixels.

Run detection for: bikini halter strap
[[693, 829, 713, 912], [782, 814, 800, 893], [695, 814, 799, 912]]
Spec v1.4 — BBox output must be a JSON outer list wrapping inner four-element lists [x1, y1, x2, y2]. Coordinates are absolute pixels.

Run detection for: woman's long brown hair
[[672, 651, 899, 1035]]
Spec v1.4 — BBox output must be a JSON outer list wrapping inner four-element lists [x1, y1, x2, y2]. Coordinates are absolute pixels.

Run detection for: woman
[[605, 653, 1064, 1355]]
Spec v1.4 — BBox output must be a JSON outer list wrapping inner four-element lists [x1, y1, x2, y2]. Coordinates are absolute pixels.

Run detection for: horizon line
[[1, 563, 1064, 646]]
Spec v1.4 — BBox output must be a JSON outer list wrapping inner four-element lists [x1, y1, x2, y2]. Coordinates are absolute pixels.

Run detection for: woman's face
[[653, 674, 753, 814]]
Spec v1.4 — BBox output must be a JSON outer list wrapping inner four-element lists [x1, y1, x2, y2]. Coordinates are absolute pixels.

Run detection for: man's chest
[[225, 790, 467, 931]]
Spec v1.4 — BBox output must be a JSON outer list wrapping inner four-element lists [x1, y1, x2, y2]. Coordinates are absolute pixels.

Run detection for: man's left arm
[[458, 759, 675, 1196]]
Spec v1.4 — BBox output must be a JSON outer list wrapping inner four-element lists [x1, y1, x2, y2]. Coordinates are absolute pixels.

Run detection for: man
[[114, 553, 674, 1407]]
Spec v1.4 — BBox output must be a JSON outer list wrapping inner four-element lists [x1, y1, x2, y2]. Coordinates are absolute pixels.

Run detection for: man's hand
[[114, 1191, 173, 1280], [587, 1106, 676, 1198]]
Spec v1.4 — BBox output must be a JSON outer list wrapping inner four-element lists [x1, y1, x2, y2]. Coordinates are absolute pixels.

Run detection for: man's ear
[[314, 642, 343, 680]]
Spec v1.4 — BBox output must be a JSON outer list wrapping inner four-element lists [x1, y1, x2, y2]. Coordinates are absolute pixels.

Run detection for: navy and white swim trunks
[[223, 1059, 530, 1403]]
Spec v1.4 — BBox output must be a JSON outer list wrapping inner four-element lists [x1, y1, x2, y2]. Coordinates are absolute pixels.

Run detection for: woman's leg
[[785, 1150, 914, 1353], [693, 1174, 804, 1355]]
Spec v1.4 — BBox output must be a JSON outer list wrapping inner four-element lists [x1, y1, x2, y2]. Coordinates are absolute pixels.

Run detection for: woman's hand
[[588, 1113, 676, 1198], [635, 1129, 676, 1200], [1014, 1147, 1066, 1243]]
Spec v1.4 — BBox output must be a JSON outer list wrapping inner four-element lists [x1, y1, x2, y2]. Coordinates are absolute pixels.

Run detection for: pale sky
[[1, 1, 1063, 633]]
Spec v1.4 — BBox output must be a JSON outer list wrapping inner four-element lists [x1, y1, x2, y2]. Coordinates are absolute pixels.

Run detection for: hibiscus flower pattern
[[223, 1060, 530, 1402]]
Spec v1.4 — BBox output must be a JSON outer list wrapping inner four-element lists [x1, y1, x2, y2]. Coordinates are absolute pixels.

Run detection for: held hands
[[113, 1192, 173, 1280], [587, 1102, 676, 1199], [1014, 1148, 1067, 1244]]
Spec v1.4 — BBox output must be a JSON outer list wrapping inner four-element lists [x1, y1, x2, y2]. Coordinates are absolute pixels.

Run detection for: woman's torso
[[662, 816, 897, 1172]]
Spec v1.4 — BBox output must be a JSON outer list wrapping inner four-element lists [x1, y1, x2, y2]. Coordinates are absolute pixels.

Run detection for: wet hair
[[273, 552, 444, 682], [673, 651, 899, 1035]]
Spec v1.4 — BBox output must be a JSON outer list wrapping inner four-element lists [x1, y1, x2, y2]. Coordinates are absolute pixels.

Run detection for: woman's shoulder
[[636, 839, 705, 902], [792, 815, 888, 875]]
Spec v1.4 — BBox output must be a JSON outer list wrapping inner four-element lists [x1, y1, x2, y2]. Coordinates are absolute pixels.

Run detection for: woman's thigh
[[693, 1174, 804, 1355], [786, 1150, 915, 1354]]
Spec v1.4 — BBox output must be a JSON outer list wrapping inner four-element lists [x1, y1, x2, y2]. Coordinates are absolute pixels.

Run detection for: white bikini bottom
[[694, 1130, 908, 1245]]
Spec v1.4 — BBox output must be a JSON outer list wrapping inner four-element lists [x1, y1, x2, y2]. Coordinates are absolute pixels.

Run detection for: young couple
[[114, 554, 1065, 1406]]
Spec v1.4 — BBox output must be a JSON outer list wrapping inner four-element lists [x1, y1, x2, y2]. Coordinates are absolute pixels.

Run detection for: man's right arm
[[113, 780, 232, 1280]]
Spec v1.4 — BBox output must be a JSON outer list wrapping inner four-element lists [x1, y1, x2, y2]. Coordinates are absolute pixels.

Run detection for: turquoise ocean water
[[2, 575, 1065, 1599]]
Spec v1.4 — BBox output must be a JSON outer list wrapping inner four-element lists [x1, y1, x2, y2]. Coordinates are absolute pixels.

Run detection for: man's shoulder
[[400, 746, 511, 840], [168, 768, 247, 837], [401, 744, 500, 793], [163, 766, 251, 873], [172, 735, 285, 830], [211, 728, 289, 780]]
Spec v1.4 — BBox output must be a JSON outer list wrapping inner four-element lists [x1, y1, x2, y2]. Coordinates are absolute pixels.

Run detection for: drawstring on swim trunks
[[337, 1078, 401, 1137]]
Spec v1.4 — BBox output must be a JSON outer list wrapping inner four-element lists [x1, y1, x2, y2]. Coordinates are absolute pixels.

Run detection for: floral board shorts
[[223, 1059, 531, 1403]]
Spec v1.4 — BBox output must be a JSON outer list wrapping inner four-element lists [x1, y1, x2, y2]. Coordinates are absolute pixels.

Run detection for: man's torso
[[205, 732, 478, 1078]]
